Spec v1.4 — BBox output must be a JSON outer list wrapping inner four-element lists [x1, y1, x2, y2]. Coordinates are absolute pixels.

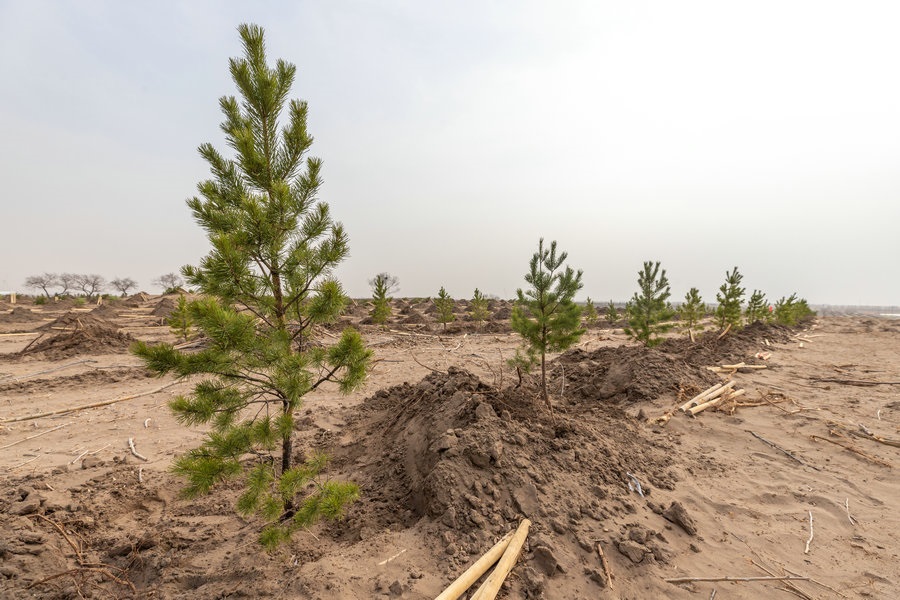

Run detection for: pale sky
[[2, 1, 898, 305]]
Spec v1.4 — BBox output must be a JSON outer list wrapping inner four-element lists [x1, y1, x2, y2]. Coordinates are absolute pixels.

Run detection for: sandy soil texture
[[1, 296, 898, 599]]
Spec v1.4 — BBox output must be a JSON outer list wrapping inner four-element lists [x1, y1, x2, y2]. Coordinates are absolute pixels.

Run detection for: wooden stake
[[470, 519, 531, 600], [434, 531, 514, 600], [680, 381, 735, 413], [689, 389, 745, 416], [596, 542, 613, 589]]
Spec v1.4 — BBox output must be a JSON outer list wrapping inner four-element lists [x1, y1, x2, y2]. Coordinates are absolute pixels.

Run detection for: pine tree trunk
[[281, 399, 293, 474]]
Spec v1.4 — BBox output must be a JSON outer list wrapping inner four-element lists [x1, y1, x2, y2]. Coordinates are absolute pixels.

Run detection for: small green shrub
[[745, 289, 769, 324], [34, 296, 47, 305], [583, 297, 598, 326], [434, 287, 455, 331]]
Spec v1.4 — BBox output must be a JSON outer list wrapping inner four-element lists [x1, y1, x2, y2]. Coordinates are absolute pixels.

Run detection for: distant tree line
[[23, 271, 187, 298]]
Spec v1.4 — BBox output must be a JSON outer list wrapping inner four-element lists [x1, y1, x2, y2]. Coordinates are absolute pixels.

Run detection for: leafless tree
[[153, 272, 183, 292], [75, 274, 106, 299], [24, 273, 58, 298], [368, 272, 400, 296], [58, 273, 78, 296], [110, 277, 138, 296]]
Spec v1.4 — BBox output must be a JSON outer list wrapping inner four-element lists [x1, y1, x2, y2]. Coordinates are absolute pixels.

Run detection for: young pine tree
[[715, 267, 745, 331], [469, 288, 490, 329], [132, 24, 371, 549], [434, 287, 455, 331], [606, 300, 620, 326], [679, 287, 706, 340], [774, 293, 815, 326], [510, 238, 584, 410], [369, 273, 397, 325], [167, 294, 193, 341], [624, 261, 675, 347], [744, 289, 769, 325], [583, 297, 598, 326]]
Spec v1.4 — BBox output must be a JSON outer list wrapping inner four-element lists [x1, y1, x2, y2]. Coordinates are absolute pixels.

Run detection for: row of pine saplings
[[359, 264, 815, 347]]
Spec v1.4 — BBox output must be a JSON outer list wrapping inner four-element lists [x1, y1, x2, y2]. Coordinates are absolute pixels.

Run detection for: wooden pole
[[470, 519, 531, 600], [680, 381, 735, 413], [689, 389, 746, 416], [434, 531, 514, 600]]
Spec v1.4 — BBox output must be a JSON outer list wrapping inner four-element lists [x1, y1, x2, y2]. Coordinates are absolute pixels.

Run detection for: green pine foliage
[[168, 294, 193, 341], [583, 297, 598, 326], [773, 293, 816, 326], [510, 238, 584, 409], [606, 300, 620, 325], [434, 287, 455, 330], [469, 288, 490, 328], [369, 273, 395, 325], [715, 267, 745, 331], [679, 287, 706, 336], [745, 289, 769, 325], [132, 24, 370, 548], [624, 261, 675, 347]]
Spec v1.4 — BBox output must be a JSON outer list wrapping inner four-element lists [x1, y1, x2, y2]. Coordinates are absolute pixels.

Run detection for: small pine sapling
[[624, 261, 675, 347], [434, 286, 456, 331], [369, 273, 397, 325], [469, 288, 490, 329], [745, 289, 769, 325], [774, 293, 815, 326], [715, 266, 745, 332], [583, 297, 598, 326], [510, 238, 584, 411], [132, 25, 370, 549], [168, 294, 193, 341], [679, 287, 706, 340], [606, 300, 620, 326]]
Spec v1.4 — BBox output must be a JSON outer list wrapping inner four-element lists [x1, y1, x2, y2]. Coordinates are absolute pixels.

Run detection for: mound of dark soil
[[90, 303, 120, 318], [0, 307, 45, 323], [23, 319, 135, 360], [150, 298, 177, 318], [658, 321, 794, 366], [402, 311, 426, 325], [492, 305, 512, 320], [38, 312, 113, 332], [336, 367, 689, 594]]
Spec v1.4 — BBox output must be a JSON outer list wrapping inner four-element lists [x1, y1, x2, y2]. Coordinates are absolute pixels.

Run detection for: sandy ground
[[0, 296, 898, 599]]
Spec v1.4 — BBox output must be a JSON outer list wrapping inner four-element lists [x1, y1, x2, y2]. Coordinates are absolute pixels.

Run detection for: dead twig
[[810, 434, 892, 468], [0, 421, 72, 450], [409, 352, 446, 374], [804, 511, 813, 554], [747, 430, 819, 470], [666, 575, 809, 584], [844, 498, 857, 526], [128, 437, 148, 461], [1, 381, 180, 423], [810, 377, 900, 387]]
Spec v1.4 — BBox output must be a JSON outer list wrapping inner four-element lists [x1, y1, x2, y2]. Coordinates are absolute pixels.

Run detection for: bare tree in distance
[[58, 273, 78, 296], [368, 273, 399, 296], [110, 277, 138, 296], [24, 273, 58, 298], [75, 274, 106, 299], [154, 272, 183, 293]]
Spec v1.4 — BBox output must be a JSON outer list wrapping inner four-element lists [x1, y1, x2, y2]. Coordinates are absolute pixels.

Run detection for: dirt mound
[[38, 312, 113, 332], [555, 345, 720, 403], [492, 305, 512, 320], [23, 318, 135, 360], [337, 367, 688, 595], [0, 307, 45, 323], [121, 292, 150, 306], [402, 310, 426, 325], [658, 321, 794, 366], [90, 303, 120, 318], [150, 297, 177, 317]]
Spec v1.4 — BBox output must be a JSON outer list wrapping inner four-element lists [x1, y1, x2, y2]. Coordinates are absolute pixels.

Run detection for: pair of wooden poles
[[435, 519, 531, 600], [678, 381, 746, 416]]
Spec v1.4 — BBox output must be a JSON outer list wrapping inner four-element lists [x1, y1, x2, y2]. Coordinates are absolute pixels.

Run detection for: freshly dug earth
[[1, 307, 898, 599]]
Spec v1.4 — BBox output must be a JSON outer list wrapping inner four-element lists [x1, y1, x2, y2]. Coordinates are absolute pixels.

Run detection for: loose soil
[[0, 297, 898, 599]]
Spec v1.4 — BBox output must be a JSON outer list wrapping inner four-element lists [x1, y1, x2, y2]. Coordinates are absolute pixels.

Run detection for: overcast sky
[[2, 1, 898, 305]]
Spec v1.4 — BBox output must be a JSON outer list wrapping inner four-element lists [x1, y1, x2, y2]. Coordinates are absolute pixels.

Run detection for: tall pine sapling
[[369, 273, 397, 325], [624, 261, 675, 347], [679, 287, 706, 340], [745, 289, 769, 325], [715, 266, 745, 332], [434, 287, 455, 331], [583, 297, 598, 326], [132, 24, 371, 549], [469, 288, 490, 329], [510, 238, 584, 411]]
